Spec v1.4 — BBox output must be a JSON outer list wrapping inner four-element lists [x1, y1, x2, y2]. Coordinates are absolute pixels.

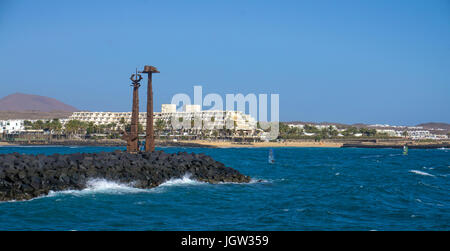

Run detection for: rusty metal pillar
[[125, 70, 142, 153], [140, 65, 160, 152]]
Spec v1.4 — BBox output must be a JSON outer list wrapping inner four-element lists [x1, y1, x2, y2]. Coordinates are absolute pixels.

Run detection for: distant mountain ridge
[[0, 111, 74, 121], [417, 123, 450, 131], [0, 93, 78, 112], [285, 121, 450, 132]]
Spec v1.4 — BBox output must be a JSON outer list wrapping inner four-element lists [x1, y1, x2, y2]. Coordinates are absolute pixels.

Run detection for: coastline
[[176, 140, 343, 148], [0, 142, 16, 146], [342, 142, 450, 149], [1, 139, 449, 149], [0, 150, 251, 201]]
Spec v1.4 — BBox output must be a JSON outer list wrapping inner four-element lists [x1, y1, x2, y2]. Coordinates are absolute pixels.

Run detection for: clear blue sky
[[0, 0, 449, 125]]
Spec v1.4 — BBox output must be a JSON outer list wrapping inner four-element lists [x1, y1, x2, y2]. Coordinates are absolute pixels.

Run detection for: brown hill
[[0, 111, 74, 120], [0, 93, 78, 112], [417, 123, 450, 131]]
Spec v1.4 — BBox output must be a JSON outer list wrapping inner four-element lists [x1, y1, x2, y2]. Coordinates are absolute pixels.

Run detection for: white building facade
[[68, 104, 258, 133], [0, 120, 25, 134]]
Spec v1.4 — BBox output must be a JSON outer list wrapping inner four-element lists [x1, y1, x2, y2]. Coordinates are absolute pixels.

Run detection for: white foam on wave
[[218, 178, 271, 185], [159, 174, 270, 186], [409, 170, 435, 177], [86, 179, 138, 191], [2, 174, 270, 203], [159, 174, 204, 187], [250, 178, 270, 184], [48, 179, 147, 197], [4, 177, 203, 202], [361, 155, 383, 159]]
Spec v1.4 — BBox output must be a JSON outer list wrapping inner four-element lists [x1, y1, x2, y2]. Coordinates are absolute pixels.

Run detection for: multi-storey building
[[0, 120, 25, 134], [161, 104, 176, 113], [68, 104, 258, 134]]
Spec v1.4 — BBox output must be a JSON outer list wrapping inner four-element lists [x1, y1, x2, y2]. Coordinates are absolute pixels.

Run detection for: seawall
[[0, 150, 250, 201], [342, 143, 450, 149]]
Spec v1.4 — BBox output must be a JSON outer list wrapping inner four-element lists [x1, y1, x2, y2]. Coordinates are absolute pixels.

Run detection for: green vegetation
[[26, 119, 63, 132], [124, 123, 144, 134], [119, 117, 126, 130], [24, 120, 33, 127], [303, 124, 319, 134], [23, 120, 121, 140], [64, 120, 87, 138], [278, 123, 394, 140], [402, 130, 408, 138], [342, 127, 358, 136], [358, 128, 377, 137], [279, 123, 304, 139], [155, 119, 166, 138]]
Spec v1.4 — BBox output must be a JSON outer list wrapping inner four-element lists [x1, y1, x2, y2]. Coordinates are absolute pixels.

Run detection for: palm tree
[[119, 117, 126, 131], [64, 120, 87, 139], [64, 120, 79, 139], [50, 119, 63, 139], [110, 122, 117, 132], [155, 119, 165, 139], [402, 130, 408, 138], [32, 120, 44, 130]]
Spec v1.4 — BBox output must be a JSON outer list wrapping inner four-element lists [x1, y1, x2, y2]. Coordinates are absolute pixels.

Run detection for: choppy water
[[0, 146, 449, 230]]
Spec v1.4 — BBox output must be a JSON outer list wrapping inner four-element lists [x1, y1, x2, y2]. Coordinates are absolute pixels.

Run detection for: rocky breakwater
[[0, 150, 251, 201]]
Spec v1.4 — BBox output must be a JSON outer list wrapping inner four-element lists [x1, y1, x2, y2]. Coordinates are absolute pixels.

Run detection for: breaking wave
[[48, 179, 147, 197], [360, 155, 383, 159], [48, 175, 207, 197], [159, 174, 269, 186], [409, 170, 435, 177], [218, 178, 270, 185], [159, 174, 204, 187], [15, 175, 268, 202]]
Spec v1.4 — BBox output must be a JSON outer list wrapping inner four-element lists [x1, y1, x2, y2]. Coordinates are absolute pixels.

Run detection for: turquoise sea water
[[0, 146, 449, 230]]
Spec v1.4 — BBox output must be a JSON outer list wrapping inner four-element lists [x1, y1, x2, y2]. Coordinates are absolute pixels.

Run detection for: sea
[[0, 146, 449, 231]]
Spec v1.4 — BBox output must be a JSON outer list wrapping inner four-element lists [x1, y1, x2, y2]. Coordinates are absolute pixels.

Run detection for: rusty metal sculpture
[[123, 69, 142, 153], [140, 65, 160, 152]]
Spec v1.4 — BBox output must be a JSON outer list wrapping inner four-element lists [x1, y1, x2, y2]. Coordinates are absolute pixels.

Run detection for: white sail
[[268, 149, 275, 163]]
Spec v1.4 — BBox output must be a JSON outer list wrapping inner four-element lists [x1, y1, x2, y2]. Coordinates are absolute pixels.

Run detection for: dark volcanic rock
[[0, 151, 251, 201]]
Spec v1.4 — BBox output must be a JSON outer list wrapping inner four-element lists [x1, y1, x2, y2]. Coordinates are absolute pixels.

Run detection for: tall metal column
[[140, 65, 160, 152], [126, 70, 142, 153]]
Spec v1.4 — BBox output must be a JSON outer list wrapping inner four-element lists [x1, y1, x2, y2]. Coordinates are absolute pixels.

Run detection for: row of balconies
[[69, 111, 256, 129]]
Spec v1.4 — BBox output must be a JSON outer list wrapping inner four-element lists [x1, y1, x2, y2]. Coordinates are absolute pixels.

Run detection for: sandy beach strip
[[0, 142, 16, 146], [176, 140, 343, 148]]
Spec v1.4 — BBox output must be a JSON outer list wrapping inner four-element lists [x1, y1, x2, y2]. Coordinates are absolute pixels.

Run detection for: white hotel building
[[0, 120, 25, 134], [68, 104, 258, 133]]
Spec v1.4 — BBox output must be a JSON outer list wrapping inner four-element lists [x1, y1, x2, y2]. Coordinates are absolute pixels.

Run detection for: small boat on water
[[268, 149, 275, 164], [403, 145, 409, 155]]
